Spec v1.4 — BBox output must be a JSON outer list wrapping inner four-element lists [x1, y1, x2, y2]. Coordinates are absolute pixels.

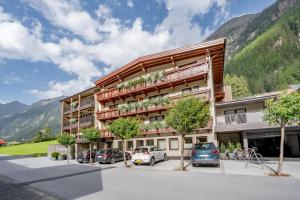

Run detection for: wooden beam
[[141, 63, 147, 72], [170, 56, 176, 66]]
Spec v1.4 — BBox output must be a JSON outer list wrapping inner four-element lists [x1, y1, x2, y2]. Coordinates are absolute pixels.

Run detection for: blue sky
[[0, 0, 275, 105]]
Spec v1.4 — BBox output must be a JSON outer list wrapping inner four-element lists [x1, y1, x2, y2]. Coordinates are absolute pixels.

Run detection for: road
[[0, 156, 300, 200]]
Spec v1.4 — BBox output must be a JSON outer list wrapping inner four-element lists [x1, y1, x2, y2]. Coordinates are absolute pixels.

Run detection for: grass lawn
[[0, 140, 57, 156]]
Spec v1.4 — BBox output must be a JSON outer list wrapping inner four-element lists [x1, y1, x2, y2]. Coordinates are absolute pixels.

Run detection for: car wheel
[[192, 163, 196, 167], [163, 154, 168, 161], [110, 158, 116, 164], [127, 155, 132, 160], [149, 157, 155, 166]]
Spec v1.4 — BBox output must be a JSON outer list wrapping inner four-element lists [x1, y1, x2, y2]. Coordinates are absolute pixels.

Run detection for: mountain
[[206, 0, 300, 96], [0, 97, 62, 141], [0, 101, 28, 121]]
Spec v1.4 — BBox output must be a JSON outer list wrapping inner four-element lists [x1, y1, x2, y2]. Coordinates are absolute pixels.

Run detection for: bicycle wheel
[[250, 153, 264, 164]]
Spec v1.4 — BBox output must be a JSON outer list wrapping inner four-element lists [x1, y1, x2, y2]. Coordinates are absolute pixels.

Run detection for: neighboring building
[[60, 87, 98, 156], [0, 138, 6, 146], [215, 90, 300, 157], [94, 38, 226, 157]]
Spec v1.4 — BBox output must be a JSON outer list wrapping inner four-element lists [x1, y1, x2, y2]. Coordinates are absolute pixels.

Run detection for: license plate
[[97, 156, 102, 158], [135, 159, 143, 164], [78, 159, 82, 161], [200, 155, 209, 157]]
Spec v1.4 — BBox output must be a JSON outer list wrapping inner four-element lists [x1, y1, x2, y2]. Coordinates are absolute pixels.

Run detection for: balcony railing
[[79, 116, 94, 127], [97, 61, 209, 102], [100, 121, 213, 138], [97, 90, 210, 121], [80, 98, 95, 110], [62, 116, 94, 130], [216, 112, 265, 126]]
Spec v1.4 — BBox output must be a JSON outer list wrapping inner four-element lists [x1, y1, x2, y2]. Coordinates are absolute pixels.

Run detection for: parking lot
[[1, 155, 300, 200]]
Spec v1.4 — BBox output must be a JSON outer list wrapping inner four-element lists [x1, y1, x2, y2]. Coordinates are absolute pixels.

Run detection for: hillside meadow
[[0, 140, 57, 156]]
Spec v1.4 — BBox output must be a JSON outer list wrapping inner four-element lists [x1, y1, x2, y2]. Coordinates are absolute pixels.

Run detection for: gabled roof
[[95, 38, 226, 87]]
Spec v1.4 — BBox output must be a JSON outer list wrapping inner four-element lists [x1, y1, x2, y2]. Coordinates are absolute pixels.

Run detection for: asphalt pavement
[[0, 156, 300, 200]]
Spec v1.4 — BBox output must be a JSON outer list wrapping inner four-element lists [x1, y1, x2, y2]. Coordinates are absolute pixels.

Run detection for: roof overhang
[[95, 38, 226, 88]]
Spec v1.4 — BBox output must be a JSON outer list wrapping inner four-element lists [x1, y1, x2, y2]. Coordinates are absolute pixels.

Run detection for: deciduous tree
[[165, 96, 210, 171], [108, 117, 140, 167], [264, 92, 300, 174]]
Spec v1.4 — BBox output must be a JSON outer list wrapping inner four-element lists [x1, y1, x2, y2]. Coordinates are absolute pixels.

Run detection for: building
[[94, 38, 227, 158], [215, 90, 300, 157], [60, 37, 299, 158], [0, 138, 6, 146], [60, 87, 98, 156]]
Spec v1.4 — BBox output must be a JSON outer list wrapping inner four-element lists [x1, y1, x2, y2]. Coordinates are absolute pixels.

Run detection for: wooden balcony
[[63, 99, 94, 115], [100, 121, 213, 138], [97, 61, 209, 102], [96, 90, 211, 121], [80, 98, 95, 110], [62, 116, 94, 130]]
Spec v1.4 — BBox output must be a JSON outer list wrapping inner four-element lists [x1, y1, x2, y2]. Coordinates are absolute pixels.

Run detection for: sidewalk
[[2, 155, 300, 178]]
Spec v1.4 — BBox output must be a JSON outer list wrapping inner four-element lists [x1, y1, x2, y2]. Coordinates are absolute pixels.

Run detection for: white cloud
[[2, 73, 24, 85], [26, 0, 100, 41], [127, 0, 134, 8], [29, 78, 94, 99], [0, 1, 230, 100], [156, 0, 229, 46]]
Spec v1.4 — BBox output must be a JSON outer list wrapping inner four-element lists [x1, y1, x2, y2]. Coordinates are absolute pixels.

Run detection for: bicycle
[[233, 147, 264, 168]]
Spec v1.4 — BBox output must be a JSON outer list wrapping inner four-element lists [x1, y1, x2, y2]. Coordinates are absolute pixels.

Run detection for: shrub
[[227, 142, 235, 153], [51, 152, 60, 158], [220, 143, 226, 153], [236, 142, 242, 149]]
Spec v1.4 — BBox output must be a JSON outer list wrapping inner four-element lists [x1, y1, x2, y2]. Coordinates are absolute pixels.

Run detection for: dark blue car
[[191, 143, 220, 167]]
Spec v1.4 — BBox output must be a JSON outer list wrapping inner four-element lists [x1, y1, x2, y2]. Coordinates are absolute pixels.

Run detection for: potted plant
[[58, 154, 66, 161], [219, 143, 227, 160], [235, 142, 243, 158], [51, 152, 60, 161], [227, 142, 235, 159]]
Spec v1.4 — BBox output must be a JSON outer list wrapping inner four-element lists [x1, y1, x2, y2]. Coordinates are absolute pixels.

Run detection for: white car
[[131, 146, 167, 166]]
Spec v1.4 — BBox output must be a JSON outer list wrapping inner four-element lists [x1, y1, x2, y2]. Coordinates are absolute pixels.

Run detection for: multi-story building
[[215, 88, 300, 157], [60, 39, 300, 158], [93, 38, 227, 157], [60, 87, 98, 155]]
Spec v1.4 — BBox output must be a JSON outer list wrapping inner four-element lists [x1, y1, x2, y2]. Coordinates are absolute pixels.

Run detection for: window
[[196, 136, 207, 143], [146, 139, 154, 146], [184, 137, 193, 150], [192, 86, 199, 92], [117, 141, 123, 151], [182, 88, 192, 94], [224, 109, 247, 124], [109, 104, 118, 109], [169, 138, 179, 150], [158, 139, 166, 150], [149, 93, 168, 100], [136, 140, 144, 148], [150, 115, 164, 122], [126, 141, 133, 151]]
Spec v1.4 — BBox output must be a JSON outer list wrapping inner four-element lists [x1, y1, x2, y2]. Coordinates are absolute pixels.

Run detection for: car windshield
[[194, 143, 215, 150], [133, 148, 148, 154]]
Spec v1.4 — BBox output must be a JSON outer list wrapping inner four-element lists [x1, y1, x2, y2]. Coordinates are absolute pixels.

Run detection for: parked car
[[95, 148, 131, 164], [191, 143, 220, 167], [77, 149, 96, 163], [131, 146, 167, 166]]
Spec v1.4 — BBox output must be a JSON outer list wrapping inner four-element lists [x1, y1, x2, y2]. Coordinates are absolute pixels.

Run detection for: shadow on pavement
[[0, 158, 114, 200]]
